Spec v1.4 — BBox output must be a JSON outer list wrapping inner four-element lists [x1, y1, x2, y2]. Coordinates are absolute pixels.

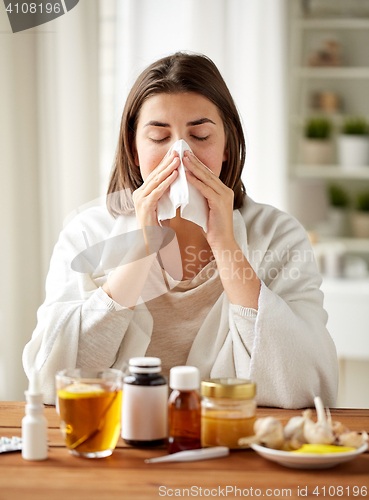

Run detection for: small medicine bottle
[[168, 366, 201, 454], [122, 357, 168, 446], [201, 378, 256, 449]]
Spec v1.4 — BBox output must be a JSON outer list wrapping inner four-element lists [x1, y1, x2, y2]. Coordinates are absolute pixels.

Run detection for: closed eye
[[191, 135, 209, 141], [149, 137, 170, 143], [149, 135, 209, 143]]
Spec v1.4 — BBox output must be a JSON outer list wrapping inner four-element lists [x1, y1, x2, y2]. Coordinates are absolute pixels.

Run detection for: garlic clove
[[303, 397, 335, 445], [332, 421, 349, 436], [284, 416, 305, 441], [314, 396, 328, 425], [238, 435, 259, 448], [284, 437, 306, 451], [304, 419, 335, 445], [254, 417, 285, 450], [338, 431, 368, 449], [238, 417, 285, 450], [284, 409, 312, 444], [304, 409, 313, 419]]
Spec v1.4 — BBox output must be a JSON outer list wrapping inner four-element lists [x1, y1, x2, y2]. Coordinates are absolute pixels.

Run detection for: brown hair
[[107, 52, 246, 217]]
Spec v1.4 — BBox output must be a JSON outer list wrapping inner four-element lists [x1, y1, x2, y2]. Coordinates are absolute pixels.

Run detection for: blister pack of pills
[[0, 436, 22, 453]]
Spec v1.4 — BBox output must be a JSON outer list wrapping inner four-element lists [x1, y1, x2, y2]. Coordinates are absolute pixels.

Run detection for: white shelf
[[288, 0, 369, 260], [294, 164, 369, 179], [293, 67, 369, 78], [316, 237, 369, 253], [297, 18, 369, 29], [291, 114, 369, 126]]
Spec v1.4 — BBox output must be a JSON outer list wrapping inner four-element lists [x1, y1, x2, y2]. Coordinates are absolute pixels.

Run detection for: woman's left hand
[[183, 150, 235, 250]]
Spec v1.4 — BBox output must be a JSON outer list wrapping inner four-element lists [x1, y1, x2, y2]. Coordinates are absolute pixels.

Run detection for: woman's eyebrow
[[187, 118, 216, 126], [144, 120, 170, 128], [144, 118, 216, 128]]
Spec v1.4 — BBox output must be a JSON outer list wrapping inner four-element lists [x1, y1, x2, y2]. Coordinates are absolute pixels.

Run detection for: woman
[[23, 52, 338, 407]]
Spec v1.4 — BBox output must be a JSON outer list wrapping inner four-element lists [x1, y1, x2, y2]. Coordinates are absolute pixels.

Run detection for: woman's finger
[[140, 154, 180, 196], [182, 152, 223, 195], [147, 168, 179, 203], [185, 170, 217, 200], [145, 150, 178, 184]]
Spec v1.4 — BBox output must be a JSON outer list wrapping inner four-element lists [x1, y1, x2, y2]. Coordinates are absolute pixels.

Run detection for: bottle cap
[[129, 357, 162, 374], [201, 378, 256, 399], [170, 366, 200, 391], [28, 368, 41, 395]]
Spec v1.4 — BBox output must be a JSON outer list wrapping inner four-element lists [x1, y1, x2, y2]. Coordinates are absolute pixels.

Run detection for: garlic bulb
[[303, 397, 334, 445], [239, 417, 284, 450], [338, 431, 368, 449], [254, 417, 285, 449], [284, 409, 311, 450]]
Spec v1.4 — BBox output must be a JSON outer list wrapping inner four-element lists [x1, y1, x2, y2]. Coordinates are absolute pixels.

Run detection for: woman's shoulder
[[63, 205, 115, 235], [239, 195, 299, 225], [238, 195, 309, 247], [59, 205, 136, 249]]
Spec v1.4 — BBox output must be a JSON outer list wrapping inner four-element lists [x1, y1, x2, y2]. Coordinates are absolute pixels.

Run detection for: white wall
[[0, 9, 41, 400], [0, 1, 100, 401]]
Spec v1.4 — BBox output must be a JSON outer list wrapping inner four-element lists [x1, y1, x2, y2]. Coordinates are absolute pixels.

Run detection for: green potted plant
[[338, 117, 369, 167], [326, 185, 350, 237], [302, 117, 333, 165], [329, 184, 349, 208], [352, 192, 369, 238]]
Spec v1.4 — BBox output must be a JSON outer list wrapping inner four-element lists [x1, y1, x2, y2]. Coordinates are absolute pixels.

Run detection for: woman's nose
[[169, 137, 192, 152], [169, 137, 182, 148]]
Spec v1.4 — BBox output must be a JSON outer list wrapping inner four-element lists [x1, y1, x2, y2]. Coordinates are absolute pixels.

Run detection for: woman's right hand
[[132, 150, 180, 228]]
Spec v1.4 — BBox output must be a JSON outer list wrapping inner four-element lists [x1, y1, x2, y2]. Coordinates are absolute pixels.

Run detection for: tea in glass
[[56, 369, 123, 458]]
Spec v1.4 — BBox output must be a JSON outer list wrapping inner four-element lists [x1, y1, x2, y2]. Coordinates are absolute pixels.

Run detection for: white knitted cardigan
[[23, 196, 339, 407]]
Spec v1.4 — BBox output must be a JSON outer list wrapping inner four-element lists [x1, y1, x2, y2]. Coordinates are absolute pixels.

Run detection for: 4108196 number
[[313, 486, 367, 496], [5, 3, 62, 14]]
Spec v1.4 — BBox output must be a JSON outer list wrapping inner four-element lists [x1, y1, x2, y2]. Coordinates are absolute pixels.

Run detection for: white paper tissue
[[157, 139, 209, 232]]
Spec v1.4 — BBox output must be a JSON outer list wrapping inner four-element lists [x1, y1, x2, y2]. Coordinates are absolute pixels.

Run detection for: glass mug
[[55, 368, 123, 458]]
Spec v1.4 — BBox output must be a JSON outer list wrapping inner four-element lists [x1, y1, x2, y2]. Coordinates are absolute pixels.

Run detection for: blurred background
[[0, 0, 368, 406]]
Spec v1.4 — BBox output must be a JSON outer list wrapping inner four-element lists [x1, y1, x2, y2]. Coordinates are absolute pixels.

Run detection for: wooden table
[[0, 402, 368, 500]]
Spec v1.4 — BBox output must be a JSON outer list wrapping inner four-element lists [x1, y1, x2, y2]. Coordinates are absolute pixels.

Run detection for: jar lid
[[200, 378, 256, 399], [129, 357, 161, 374], [170, 366, 200, 391]]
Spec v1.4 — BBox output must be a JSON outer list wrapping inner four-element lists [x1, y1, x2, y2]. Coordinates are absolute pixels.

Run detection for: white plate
[[250, 442, 368, 469]]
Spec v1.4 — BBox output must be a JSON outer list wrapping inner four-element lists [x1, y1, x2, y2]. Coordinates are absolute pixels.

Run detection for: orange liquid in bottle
[[168, 390, 201, 454]]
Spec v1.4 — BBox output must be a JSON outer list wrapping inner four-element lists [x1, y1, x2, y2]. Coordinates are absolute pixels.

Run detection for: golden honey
[[201, 410, 256, 449], [201, 378, 257, 450]]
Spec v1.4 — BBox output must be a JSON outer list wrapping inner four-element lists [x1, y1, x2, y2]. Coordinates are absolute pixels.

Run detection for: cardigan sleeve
[[22, 210, 139, 404], [229, 214, 339, 409], [228, 303, 257, 357]]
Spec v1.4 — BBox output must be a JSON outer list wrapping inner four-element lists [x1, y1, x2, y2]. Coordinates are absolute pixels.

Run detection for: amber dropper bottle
[[168, 366, 201, 454]]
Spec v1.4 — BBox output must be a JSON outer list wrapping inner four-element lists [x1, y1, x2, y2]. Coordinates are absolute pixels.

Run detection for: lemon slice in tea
[[57, 383, 105, 399]]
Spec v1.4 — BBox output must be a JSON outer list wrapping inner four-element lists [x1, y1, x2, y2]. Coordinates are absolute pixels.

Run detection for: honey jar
[[200, 378, 256, 449]]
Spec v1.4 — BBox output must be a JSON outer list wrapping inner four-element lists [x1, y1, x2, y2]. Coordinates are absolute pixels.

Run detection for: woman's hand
[[184, 150, 260, 309], [132, 150, 180, 228], [183, 150, 235, 250]]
